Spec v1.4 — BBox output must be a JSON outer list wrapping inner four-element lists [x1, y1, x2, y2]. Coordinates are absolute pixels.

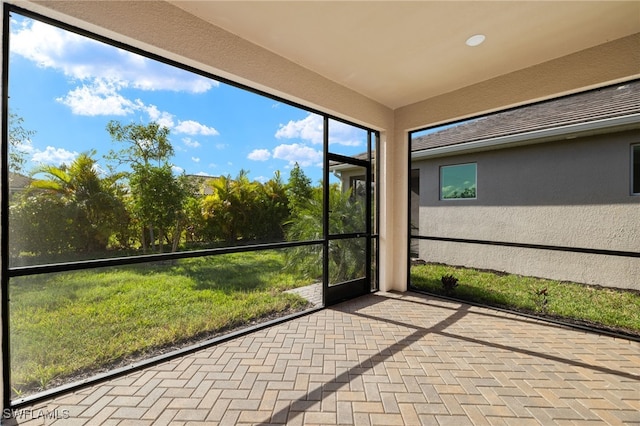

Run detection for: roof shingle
[[412, 81, 640, 152]]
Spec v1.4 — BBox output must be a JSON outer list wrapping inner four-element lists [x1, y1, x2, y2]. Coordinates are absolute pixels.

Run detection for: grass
[[14, 252, 637, 398], [10, 249, 315, 397], [411, 263, 640, 336]]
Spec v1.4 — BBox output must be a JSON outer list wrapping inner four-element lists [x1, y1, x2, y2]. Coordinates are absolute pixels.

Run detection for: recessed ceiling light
[[465, 34, 486, 47]]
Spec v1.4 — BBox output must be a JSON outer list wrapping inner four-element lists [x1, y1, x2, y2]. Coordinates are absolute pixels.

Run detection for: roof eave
[[412, 113, 640, 161]]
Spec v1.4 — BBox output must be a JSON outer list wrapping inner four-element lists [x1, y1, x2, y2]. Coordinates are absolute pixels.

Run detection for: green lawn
[[10, 250, 314, 397], [14, 254, 638, 398], [411, 263, 640, 336]]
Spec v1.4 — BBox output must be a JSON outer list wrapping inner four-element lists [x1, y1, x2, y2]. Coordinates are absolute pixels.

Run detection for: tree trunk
[[149, 224, 155, 252], [172, 218, 181, 252], [141, 226, 148, 254]]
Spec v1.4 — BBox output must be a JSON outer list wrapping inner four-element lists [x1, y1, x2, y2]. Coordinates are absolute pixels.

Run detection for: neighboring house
[[8, 172, 32, 197], [184, 174, 218, 196], [336, 81, 640, 290], [408, 81, 640, 291]]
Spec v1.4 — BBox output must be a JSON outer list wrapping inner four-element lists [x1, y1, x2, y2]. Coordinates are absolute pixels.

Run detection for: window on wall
[[440, 163, 477, 199], [633, 144, 640, 195], [410, 169, 419, 232]]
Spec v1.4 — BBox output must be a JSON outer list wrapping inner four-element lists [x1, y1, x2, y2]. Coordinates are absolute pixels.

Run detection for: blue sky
[[8, 13, 368, 184]]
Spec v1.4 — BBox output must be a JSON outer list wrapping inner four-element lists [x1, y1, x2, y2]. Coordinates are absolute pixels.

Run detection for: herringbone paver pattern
[[7, 292, 640, 425]]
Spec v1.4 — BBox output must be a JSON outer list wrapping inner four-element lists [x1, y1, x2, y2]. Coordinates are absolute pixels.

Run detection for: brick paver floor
[[6, 291, 640, 425], [285, 283, 322, 308]]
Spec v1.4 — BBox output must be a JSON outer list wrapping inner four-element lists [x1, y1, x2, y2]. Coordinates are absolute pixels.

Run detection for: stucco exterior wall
[[414, 130, 640, 290], [392, 33, 640, 292]]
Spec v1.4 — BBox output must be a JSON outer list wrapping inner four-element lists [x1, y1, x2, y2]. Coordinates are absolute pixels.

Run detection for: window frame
[[439, 162, 477, 201], [632, 144, 640, 195], [2, 4, 380, 408]]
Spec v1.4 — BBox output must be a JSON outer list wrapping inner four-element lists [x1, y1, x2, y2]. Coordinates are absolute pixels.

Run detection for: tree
[[32, 151, 126, 252], [106, 121, 188, 253], [286, 163, 313, 215], [11, 151, 126, 257], [200, 170, 291, 245], [284, 183, 366, 283], [182, 194, 210, 245], [201, 170, 259, 244], [253, 171, 290, 242], [8, 112, 35, 175], [129, 164, 191, 253], [283, 185, 324, 280], [105, 120, 173, 169], [9, 192, 73, 261]]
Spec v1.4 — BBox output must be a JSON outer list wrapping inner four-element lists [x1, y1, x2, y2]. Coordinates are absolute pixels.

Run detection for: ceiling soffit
[[169, 1, 640, 109]]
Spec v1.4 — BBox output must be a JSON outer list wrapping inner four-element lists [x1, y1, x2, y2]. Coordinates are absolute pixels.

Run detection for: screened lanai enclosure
[[2, 0, 639, 415], [2, 6, 378, 404]]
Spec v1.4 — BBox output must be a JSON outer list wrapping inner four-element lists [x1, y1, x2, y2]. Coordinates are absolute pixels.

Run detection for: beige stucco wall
[[392, 33, 640, 292], [414, 130, 640, 290]]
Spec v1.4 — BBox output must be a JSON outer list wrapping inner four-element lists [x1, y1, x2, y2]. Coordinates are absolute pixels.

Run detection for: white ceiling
[[170, 1, 640, 109]]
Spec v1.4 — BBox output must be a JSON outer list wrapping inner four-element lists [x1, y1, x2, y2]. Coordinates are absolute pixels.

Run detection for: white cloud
[[216, 143, 228, 150], [276, 113, 323, 144], [144, 104, 175, 128], [174, 120, 219, 136], [58, 86, 217, 140], [11, 18, 87, 72], [195, 171, 211, 176], [182, 137, 201, 148], [55, 81, 221, 146], [13, 16, 224, 142], [275, 113, 364, 147], [328, 119, 365, 147], [15, 139, 34, 154], [255, 176, 269, 183], [11, 18, 216, 94], [192, 157, 200, 163], [247, 149, 271, 161], [57, 78, 137, 116], [172, 165, 184, 174], [12, 16, 222, 138], [31, 146, 78, 165], [273, 143, 322, 167], [141, 107, 217, 139]]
